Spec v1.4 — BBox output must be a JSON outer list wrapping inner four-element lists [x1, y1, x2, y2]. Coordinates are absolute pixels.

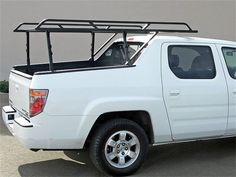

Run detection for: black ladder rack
[[14, 19, 198, 73], [14, 19, 198, 33]]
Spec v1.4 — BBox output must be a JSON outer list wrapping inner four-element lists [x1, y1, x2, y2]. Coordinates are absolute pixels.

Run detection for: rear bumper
[[2, 105, 89, 149], [12, 117, 48, 149], [2, 106, 38, 148]]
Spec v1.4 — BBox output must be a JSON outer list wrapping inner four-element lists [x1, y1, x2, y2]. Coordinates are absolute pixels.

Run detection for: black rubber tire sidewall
[[89, 119, 149, 176]]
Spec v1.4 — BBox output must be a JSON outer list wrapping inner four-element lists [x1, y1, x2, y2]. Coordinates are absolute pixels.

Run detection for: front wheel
[[89, 119, 149, 176]]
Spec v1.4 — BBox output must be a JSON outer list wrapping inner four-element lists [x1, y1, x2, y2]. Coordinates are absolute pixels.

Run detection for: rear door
[[217, 45, 236, 135], [162, 43, 228, 140]]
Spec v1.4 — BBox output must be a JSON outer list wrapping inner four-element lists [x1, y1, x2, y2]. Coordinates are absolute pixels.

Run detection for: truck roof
[[115, 35, 236, 46]]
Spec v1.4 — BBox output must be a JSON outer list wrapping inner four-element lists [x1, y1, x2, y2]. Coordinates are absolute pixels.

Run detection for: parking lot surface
[[0, 96, 236, 177]]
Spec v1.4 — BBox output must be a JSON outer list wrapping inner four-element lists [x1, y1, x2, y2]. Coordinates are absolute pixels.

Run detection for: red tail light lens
[[30, 89, 48, 117]]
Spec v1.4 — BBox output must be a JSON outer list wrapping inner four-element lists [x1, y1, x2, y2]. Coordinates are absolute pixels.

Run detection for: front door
[[162, 43, 228, 140]]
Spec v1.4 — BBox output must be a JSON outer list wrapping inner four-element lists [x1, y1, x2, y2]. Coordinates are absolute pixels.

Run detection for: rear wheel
[[89, 119, 149, 176]]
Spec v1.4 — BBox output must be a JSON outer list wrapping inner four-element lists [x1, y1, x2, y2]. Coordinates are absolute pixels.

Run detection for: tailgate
[[9, 71, 32, 117]]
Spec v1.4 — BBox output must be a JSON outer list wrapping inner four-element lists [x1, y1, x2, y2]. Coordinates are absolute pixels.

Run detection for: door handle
[[233, 89, 236, 95], [169, 90, 180, 96]]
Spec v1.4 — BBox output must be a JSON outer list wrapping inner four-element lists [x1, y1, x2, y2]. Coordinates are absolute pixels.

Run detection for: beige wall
[[0, 0, 236, 80]]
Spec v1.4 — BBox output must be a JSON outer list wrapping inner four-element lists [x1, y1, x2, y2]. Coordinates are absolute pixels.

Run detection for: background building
[[0, 0, 235, 80]]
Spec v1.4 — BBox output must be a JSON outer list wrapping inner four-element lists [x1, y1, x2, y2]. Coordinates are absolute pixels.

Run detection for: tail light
[[29, 89, 49, 117]]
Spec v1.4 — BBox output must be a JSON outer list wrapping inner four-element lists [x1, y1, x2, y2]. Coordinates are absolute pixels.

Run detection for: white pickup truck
[[2, 19, 236, 176]]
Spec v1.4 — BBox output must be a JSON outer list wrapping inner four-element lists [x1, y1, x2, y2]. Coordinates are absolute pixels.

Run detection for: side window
[[168, 45, 216, 79], [222, 47, 236, 79], [96, 42, 143, 66]]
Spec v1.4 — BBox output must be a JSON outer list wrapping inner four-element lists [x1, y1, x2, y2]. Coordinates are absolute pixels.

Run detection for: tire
[[89, 119, 149, 176]]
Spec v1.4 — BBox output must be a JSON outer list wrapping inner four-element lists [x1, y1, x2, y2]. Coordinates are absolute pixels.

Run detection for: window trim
[[221, 47, 236, 80], [167, 45, 216, 79]]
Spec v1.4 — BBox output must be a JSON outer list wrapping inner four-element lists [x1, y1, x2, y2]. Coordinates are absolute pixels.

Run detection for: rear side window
[[222, 47, 236, 79], [96, 42, 143, 66], [168, 45, 216, 79]]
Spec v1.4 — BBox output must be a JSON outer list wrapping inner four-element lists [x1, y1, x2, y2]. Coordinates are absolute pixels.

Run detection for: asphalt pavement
[[0, 95, 236, 177]]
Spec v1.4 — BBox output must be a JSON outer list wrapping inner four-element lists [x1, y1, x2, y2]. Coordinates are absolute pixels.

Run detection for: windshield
[[95, 42, 143, 66]]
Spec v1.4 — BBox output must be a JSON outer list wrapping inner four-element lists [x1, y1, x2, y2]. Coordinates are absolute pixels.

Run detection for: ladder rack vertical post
[[26, 32, 30, 73], [123, 32, 129, 63], [46, 31, 54, 72], [91, 32, 95, 61]]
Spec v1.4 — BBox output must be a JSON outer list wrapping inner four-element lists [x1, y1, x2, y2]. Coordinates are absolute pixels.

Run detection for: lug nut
[[122, 143, 125, 146], [117, 145, 120, 148], [122, 152, 125, 155], [125, 147, 128, 150], [117, 150, 120, 153]]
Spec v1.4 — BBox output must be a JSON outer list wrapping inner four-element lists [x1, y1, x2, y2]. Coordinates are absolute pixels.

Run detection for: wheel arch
[[84, 110, 154, 148]]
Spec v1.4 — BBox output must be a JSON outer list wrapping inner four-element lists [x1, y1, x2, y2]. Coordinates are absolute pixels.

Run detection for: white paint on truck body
[[2, 35, 236, 149]]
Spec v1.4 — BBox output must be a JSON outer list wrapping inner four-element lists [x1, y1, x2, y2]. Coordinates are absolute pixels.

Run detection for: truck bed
[[14, 59, 115, 76]]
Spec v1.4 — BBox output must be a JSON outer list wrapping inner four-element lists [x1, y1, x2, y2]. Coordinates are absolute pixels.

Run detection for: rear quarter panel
[[31, 40, 172, 147]]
